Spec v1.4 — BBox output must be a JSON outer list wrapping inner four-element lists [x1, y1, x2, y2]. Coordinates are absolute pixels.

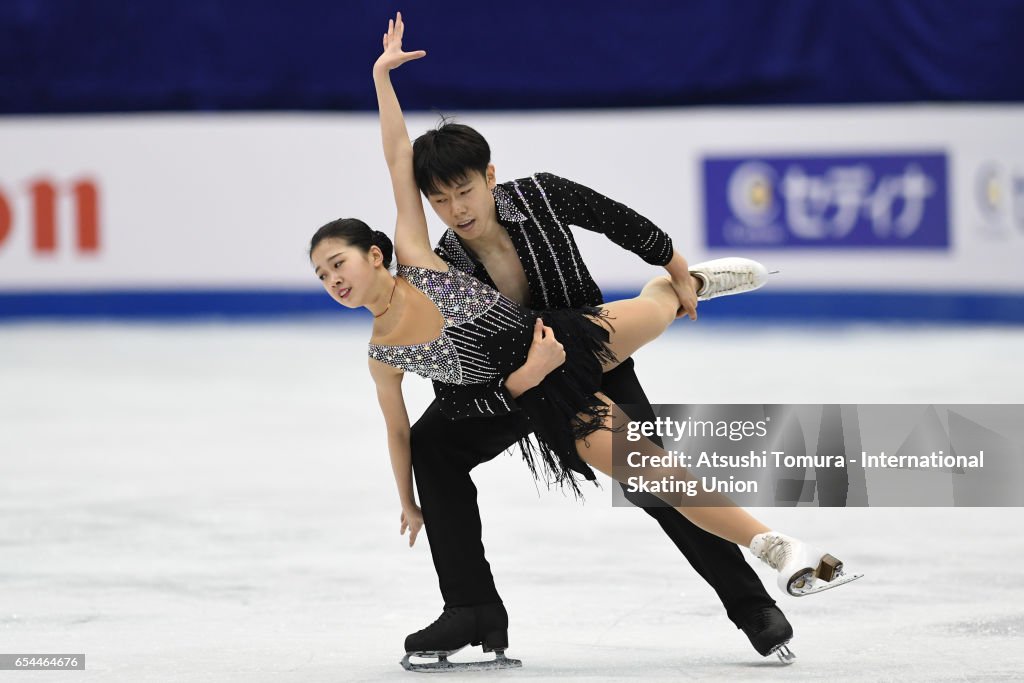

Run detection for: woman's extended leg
[[560, 274, 860, 596], [568, 396, 861, 597], [593, 277, 679, 373], [579, 275, 771, 545], [572, 396, 770, 546]]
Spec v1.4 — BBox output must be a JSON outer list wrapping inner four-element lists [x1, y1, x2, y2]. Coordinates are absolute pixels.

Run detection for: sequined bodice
[[367, 264, 533, 385]]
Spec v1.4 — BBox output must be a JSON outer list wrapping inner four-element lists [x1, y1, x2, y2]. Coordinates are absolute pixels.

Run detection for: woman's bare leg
[[593, 277, 679, 372], [574, 277, 773, 543], [573, 394, 771, 547]]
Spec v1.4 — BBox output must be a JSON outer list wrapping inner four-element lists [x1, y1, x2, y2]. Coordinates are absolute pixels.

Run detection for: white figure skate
[[750, 532, 863, 596], [689, 257, 772, 301]]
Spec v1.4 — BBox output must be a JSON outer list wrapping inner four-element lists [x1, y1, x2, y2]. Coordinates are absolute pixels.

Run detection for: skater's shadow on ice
[[735, 659, 798, 669]]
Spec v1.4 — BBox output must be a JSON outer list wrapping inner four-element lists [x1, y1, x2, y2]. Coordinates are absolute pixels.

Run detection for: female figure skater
[[311, 13, 859, 606]]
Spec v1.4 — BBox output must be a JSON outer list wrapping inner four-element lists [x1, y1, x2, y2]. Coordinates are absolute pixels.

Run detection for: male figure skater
[[401, 123, 794, 665]]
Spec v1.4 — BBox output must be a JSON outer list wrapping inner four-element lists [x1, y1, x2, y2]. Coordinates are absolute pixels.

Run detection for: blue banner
[[2, 3, 1022, 114], [703, 153, 950, 249]]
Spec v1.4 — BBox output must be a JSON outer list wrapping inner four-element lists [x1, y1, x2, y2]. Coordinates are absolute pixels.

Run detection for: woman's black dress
[[368, 264, 617, 494]]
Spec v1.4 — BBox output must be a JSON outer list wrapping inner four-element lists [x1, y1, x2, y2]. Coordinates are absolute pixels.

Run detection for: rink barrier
[[1, 290, 1022, 323]]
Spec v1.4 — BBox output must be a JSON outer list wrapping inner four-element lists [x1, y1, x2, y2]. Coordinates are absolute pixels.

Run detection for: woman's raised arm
[[372, 13, 438, 268]]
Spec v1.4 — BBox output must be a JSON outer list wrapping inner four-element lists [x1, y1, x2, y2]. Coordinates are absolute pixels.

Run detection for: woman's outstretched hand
[[374, 12, 426, 74], [400, 503, 424, 547]]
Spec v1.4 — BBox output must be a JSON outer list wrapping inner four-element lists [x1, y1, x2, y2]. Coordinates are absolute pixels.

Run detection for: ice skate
[[738, 605, 796, 664], [749, 532, 863, 597], [401, 648, 522, 673], [689, 257, 772, 301], [401, 604, 522, 673]]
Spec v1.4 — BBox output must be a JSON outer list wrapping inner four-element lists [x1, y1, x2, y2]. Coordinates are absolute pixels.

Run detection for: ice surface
[[2, 321, 1023, 681]]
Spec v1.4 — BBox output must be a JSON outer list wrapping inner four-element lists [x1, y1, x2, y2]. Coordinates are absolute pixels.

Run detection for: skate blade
[[788, 569, 864, 597], [770, 643, 796, 665], [401, 649, 522, 673]]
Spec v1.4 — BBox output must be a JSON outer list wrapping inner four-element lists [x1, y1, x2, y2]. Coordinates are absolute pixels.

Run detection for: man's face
[[424, 166, 497, 242]]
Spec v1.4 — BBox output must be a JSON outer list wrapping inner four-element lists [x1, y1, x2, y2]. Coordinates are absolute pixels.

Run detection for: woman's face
[[311, 237, 383, 309]]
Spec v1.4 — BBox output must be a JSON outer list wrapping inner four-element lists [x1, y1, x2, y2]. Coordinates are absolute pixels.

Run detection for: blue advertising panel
[[703, 153, 950, 249]]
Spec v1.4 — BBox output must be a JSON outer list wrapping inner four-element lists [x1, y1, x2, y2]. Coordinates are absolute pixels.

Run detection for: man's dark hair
[[412, 118, 491, 196]]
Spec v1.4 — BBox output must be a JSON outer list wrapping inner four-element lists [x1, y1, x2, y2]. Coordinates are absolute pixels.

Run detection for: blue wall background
[[3, 0, 1023, 114]]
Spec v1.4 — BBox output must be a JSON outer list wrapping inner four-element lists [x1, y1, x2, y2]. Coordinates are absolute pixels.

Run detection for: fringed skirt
[[513, 306, 618, 497]]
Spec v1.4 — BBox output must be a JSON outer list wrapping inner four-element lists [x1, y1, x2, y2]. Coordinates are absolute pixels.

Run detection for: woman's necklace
[[374, 278, 398, 319]]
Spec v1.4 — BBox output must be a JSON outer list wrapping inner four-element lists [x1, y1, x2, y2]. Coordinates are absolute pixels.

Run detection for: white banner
[[1, 106, 1022, 293]]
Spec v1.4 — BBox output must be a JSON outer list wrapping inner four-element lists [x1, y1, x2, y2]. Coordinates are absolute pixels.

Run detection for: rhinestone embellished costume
[[368, 263, 617, 493], [431, 173, 673, 421], [368, 265, 533, 388]]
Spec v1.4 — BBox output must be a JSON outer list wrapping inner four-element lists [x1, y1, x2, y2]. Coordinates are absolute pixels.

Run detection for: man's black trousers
[[409, 357, 776, 627]]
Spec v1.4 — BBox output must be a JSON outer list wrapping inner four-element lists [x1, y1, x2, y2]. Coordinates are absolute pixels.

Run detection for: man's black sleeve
[[534, 171, 674, 266]]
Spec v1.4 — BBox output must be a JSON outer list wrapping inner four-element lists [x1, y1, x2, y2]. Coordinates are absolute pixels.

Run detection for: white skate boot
[[749, 532, 863, 597], [689, 257, 771, 301]]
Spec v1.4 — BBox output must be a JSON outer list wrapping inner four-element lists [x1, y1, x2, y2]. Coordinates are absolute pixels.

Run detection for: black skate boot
[[401, 603, 522, 672], [739, 605, 795, 664]]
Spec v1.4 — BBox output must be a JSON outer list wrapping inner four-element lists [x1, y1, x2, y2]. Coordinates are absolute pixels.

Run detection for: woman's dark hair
[[412, 117, 491, 196], [309, 218, 393, 268]]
